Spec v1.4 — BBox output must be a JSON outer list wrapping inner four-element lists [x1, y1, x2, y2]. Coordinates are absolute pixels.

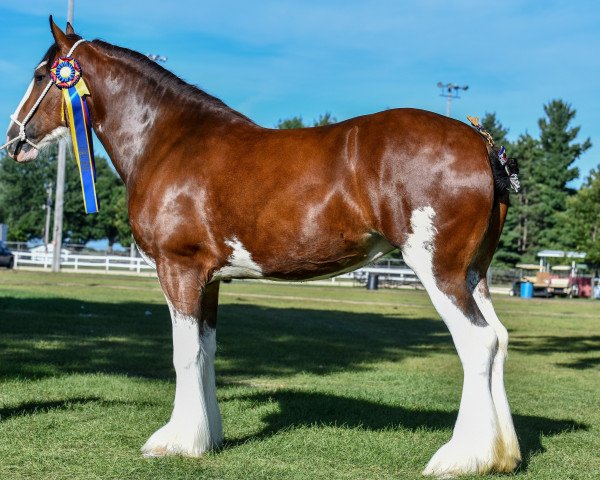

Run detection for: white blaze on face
[[6, 61, 48, 138], [7, 79, 34, 137]]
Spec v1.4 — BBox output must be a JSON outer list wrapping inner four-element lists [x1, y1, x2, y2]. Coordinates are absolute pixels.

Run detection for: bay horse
[[4, 19, 521, 477]]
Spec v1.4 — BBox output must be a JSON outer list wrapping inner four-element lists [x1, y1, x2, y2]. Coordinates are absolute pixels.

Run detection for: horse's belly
[[290, 234, 396, 281], [212, 233, 394, 282]]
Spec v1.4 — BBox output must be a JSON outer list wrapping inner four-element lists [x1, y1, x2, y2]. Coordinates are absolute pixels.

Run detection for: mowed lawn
[[0, 270, 598, 479]]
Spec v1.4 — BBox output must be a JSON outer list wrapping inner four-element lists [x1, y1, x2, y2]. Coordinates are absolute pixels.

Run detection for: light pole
[[437, 82, 468, 117], [43, 182, 53, 252], [51, 0, 74, 272]]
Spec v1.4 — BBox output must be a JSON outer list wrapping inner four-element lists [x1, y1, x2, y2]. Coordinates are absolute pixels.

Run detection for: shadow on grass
[[0, 294, 588, 473], [0, 396, 156, 421], [0, 296, 451, 380], [512, 335, 600, 370], [224, 389, 587, 472]]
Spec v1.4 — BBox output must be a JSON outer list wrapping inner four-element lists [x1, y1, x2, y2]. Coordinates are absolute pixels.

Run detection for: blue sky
[[1, 1, 599, 185]]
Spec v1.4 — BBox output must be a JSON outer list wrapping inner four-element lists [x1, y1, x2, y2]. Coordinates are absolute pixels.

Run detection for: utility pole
[[436, 82, 468, 117], [51, 142, 66, 271], [43, 182, 53, 252], [51, 0, 74, 272]]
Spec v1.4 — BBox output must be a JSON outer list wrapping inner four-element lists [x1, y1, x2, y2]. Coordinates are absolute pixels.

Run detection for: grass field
[[0, 270, 598, 479]]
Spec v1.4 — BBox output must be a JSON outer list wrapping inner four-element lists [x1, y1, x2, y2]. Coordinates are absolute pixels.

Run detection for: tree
[[495, 100, 592, 265], [533, 100, 591, 249], [276, 116, 305, 129], [560, 168, 600, 266], [62, 155, 130, 249], [481, 113, 522, 266], [0, 147, 130, 247], [0, 146, 57, 241], [313, 112, 337, 126], [508, 133, 545, 261], [481, 112, 510, 147], [276, 112, 337, 129]]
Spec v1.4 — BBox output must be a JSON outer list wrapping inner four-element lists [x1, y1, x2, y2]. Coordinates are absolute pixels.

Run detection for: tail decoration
[[467, 115, 520, 193], [50, 57, 99, 213]]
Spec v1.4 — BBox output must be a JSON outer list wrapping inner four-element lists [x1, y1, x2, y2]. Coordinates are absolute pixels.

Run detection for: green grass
[[0, 270, 598, 479]]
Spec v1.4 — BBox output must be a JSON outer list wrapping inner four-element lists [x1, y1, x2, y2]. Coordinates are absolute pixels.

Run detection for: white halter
[[0, 39, 86, 153]]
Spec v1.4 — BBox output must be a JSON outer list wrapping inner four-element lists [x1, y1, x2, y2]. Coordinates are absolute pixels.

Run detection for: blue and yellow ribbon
[[51, 57, 99, 214]]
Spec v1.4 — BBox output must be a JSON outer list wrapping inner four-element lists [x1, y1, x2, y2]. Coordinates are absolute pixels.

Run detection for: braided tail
[[467, 115, 520, 194]]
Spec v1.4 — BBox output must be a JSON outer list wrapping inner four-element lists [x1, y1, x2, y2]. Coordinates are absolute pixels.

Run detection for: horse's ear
[[49, 15, 67, 47], [66, 22, 76, 36]]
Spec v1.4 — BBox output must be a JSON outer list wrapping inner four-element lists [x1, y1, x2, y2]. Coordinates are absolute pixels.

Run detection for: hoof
[[423, 440, 493, 478], [141, 420, 222, 458], [423, 436, 520, 478]]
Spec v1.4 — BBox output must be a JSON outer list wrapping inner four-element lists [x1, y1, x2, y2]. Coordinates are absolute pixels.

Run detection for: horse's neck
[[82, 43, 243, 185]]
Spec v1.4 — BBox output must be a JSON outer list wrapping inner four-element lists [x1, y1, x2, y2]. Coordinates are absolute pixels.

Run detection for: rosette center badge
[[50, 57, 82, 89]]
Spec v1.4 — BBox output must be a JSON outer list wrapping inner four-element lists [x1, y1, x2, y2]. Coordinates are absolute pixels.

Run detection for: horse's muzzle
[[5, 137, 38, 163]]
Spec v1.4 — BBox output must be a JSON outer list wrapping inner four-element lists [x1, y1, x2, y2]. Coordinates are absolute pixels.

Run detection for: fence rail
[[11, 251, 421, 283], [10, 251, 518, 291], [13, 251, 155, 275]]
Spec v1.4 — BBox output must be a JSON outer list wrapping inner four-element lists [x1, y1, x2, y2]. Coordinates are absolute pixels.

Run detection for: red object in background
[[569, 275, 592, 298]]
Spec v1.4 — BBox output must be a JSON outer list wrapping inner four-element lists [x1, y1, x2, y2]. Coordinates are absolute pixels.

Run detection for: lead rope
[[0, 38, 87, 153]]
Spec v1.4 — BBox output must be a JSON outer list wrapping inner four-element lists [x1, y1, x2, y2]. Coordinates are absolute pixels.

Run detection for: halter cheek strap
[[0, 39, 87, 153]]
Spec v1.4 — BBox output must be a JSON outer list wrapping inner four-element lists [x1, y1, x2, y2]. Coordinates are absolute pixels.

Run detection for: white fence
[[11, 251, 421, 285], [13, 251, 155, 275]]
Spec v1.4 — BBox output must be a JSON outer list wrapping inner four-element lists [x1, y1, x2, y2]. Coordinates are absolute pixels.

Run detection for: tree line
[[0, 144, 130, 251], [0, 101, 597, 266], [480, 100, 597, 266]]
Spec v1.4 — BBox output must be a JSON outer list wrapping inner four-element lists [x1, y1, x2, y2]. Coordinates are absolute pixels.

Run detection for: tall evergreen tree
[[480, 112, 510, 147], [482, 113, 516, 266], [509, 134, 545, 261], [533, 100, 591, 249]]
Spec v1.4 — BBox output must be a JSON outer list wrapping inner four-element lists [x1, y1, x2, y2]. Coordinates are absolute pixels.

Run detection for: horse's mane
[[93, 39, 254, 123], [42, 36, 253, 124]]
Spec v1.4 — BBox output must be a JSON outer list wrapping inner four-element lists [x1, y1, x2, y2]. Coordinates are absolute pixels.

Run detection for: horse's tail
[[488, 146, 520, 195], [470, 147, 512, 275], [466, 115, 520, 195]]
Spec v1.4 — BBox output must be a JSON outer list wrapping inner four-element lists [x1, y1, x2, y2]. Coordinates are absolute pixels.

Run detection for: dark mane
[[90, 39, 254, 123]]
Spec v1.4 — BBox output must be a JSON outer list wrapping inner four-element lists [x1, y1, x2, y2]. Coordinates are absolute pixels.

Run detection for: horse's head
[[5, 17, 81, 162]]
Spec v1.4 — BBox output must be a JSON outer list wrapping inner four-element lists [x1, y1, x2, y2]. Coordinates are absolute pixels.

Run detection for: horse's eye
[[35, 74, 45, 82]]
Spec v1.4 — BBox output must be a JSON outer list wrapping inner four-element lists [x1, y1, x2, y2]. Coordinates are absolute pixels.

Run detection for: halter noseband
[[0, 39, 87, 153]]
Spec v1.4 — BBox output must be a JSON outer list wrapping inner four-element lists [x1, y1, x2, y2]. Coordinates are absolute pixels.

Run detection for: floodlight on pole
[[437, 82, 469, 118]]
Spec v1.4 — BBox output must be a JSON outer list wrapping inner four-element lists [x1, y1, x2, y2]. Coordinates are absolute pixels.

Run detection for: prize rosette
[[50, 56, 99, 214], [50, 57, 82, 89]]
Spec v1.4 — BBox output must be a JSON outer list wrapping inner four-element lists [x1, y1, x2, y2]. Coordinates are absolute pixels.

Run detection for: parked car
[[0, 244, 14, 269]]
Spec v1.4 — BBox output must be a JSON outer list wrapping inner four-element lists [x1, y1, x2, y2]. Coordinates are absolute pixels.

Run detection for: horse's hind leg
[[472, 275, 521, 469], [142, 273, 223, 457], [400, 206, 509, 477]]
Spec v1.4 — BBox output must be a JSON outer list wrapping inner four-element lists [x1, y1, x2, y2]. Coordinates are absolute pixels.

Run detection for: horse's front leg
[[142, 278, 223, 457]]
